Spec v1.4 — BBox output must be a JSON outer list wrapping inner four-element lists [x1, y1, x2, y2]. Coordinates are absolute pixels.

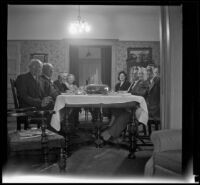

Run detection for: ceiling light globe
[[69, 23, 78, 34], [85, 24, 91, 32]]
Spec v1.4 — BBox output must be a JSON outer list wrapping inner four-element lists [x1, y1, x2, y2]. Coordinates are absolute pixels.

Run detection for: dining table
[[50, 93, 148, 159]]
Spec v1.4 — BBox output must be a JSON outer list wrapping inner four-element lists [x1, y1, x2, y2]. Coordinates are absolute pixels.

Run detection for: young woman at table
[[115, 71, 131, 92], [107, 71, 131, 127]]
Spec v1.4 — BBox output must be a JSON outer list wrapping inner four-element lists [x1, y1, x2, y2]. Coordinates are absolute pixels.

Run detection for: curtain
[[101, 46, 111, 87], [69, 45, 79, 86]]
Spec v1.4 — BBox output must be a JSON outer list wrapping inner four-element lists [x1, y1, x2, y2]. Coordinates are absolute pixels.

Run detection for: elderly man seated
[[15, 59, 63, 133], [100, 67, 149, 144], [53, 72, 69, 93], [129, 67, 149, 98], [39, 63, 60, 109], [15, 59, 57, 110]]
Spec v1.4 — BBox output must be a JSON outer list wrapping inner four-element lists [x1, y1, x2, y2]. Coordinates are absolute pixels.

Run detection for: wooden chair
[[147, 118, 161, 136], [119, 107, 153, 159], [7, 109, 67, 172], [10, 78, 40, 130]]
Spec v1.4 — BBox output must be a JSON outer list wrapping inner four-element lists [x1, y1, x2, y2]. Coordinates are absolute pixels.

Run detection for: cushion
[[154, 150, 182, 174], [8, 129, 65, 152]]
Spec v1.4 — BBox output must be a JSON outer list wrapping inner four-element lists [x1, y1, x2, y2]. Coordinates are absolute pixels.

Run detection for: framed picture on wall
[[127, 47, 153, 67], [30, 53, 48, 63]]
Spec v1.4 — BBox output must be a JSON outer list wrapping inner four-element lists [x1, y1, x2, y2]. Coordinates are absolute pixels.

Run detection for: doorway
[[69, 45, 111, 87]]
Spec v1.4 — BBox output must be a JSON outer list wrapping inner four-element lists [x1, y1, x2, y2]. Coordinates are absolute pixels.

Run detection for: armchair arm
[[151, 129, 182, 153], [7, 107, 37, 113]]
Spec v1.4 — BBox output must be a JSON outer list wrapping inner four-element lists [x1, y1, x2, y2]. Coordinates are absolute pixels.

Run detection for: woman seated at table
[[65, 74, 78, 93], [65, 73, 80, 127], [107, 71, 131, 127], [115, 71, 131, 92]]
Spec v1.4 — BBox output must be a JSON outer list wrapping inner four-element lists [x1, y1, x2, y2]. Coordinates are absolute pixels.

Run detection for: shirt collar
[[150, 76, 155, 84], [43, 74, 51, 80], [30, 73, 37, 80]]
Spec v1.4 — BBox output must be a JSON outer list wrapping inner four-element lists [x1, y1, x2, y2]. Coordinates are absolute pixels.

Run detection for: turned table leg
[[41, 116, 49, 166], [58, 147, 66, 172], [94, 106, 104, 148], [127, 108, 138, 159]]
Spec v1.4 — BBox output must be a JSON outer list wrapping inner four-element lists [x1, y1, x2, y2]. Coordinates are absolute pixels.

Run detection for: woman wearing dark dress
[[115, 71, 131, 92], [106, 71, 131, 128]]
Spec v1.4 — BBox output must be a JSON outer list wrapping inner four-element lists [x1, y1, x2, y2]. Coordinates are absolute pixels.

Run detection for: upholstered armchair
[[144, 129, 182, 177]]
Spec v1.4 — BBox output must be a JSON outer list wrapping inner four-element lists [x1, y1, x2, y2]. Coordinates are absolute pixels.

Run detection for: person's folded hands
[[41, 96, 53, 107]]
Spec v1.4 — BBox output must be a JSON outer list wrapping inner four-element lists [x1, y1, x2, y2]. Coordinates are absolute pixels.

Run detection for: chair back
[[10, 78, 19, 109]]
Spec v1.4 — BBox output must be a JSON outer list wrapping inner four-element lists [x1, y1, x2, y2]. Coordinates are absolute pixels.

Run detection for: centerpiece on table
[[85, 84, 109, 95]]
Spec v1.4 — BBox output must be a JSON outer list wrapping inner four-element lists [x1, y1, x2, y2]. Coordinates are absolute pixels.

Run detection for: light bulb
[[69, 19, 91, 34], [69, 23, 78, 34], [85, 24, 91, 32]]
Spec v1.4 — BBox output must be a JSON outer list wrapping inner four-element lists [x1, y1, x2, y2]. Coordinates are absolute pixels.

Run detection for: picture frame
[[126, 47, 153, 67], [30, 53, 48, 63]]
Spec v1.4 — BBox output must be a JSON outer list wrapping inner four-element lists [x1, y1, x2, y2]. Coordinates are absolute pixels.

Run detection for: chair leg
[[148, 121, 152, 136], [58, 148, 66, 173], [155, 120, 160, 130], [65, 135, 71, 158], [17, 119, 21, 130], [24, 121, 29, 130], [142, 124, 147, 136], [37, 123, 40, 129], [41, 118, 49, 165], [24, 117, 30, 130], [155, 122, 158, 130], [85, 109, 88, 121]]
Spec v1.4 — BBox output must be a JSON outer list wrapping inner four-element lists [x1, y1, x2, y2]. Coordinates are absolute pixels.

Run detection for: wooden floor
[[4, 110, 153, 179]]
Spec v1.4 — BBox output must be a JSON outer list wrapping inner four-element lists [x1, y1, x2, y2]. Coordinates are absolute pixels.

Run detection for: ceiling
[[7, 5, 160, 40], [8, 5, 160, 17]]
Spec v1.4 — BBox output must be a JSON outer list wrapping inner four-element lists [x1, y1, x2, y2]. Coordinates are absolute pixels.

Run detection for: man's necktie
[[127, 81, 135, 92], [35, 76, 42, 98]]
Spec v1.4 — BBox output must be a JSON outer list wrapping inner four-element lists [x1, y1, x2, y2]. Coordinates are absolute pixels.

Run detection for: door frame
[[64, 38, 118, 89]]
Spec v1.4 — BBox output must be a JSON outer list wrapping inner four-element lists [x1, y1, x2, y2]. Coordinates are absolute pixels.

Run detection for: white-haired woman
[[66, 74, 78, 93], [65, 74, 80, 127]]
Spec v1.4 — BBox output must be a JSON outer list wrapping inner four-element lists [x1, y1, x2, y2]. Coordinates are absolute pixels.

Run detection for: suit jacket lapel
[[148, 78, 156, 92], [128, 81, 134, 92], [132, 80, 141, 90]]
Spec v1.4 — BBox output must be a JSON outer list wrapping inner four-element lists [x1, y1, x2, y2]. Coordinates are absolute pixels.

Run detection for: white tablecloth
[[50, 94, 148, 131]]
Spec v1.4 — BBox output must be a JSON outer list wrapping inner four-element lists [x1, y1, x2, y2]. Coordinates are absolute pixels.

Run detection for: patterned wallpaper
[[18, 40, 159, 83], [20, 40, 66, 81], [114, 41, 160, 82]]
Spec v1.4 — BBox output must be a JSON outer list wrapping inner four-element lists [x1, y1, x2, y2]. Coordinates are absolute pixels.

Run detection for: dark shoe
[[106, 137, 123, 146], [95, 136, 104, 147]]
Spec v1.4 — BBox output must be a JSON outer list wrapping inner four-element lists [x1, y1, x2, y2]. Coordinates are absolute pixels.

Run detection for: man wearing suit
[[146, 65, 160, 120], [128, 67, 149, 98], [53, 73, 69, 93], [39, 63, 60, 109], [15, 59, 54, 109], [15, 59, 58, 130]]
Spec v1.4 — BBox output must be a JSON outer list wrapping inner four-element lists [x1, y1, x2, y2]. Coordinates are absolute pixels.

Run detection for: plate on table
[[118, 92, 132, 96], [61, 93, 74, 95]]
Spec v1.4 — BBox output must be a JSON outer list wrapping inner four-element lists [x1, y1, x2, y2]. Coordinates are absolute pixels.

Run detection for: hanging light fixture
[[69, 5, 91, 34]]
